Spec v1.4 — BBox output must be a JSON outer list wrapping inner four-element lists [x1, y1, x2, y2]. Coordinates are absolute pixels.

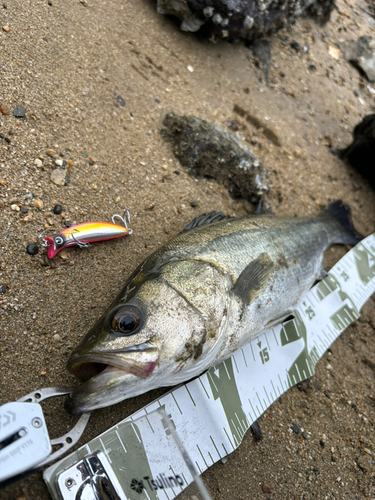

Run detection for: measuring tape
[[44, 234, 375, 500]]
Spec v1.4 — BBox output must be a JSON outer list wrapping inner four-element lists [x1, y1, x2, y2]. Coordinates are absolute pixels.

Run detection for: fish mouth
[[65, 342, 160, 414], [67, 343, 159, 380]]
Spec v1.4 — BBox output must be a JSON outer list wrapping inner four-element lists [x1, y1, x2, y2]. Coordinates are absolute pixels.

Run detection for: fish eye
[[111, 305, 142, 335]]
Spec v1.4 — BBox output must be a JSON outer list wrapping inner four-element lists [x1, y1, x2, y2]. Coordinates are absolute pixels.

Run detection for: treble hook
[[112, 209, 132, 234], [70, 228, 90, 248]]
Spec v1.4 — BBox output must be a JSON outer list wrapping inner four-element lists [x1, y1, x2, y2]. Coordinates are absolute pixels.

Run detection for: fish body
[[45, 221, 130, 259], [66, 202, 361, 414]]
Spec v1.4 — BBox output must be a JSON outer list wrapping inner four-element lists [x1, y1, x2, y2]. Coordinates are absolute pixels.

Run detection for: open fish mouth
[[67, 342, 160, 380], [65, 342, 160, 414]]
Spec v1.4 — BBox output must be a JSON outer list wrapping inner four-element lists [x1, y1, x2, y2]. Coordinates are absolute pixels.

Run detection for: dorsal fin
[[181, 211, 232, 233]]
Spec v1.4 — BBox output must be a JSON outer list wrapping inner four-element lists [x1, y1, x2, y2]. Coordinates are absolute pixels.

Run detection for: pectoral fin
[[232, 252, 274, 305]]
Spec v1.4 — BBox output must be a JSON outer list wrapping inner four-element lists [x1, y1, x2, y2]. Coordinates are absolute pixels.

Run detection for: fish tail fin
[[323, 200, 363, 245]]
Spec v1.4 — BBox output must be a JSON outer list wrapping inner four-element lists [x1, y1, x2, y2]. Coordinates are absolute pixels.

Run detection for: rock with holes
[[162, 113, 269, 202], [156, 0, 334, 40]]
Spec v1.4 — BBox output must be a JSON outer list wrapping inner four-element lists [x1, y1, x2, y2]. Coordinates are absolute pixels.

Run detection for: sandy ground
[[1, 0, 375, 498]]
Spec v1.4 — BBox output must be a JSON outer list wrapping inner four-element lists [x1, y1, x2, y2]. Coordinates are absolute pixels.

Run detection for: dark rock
[[340, 114, 375, 189], [1, 285, 7, 293], [308, 64, 317, 72], [13, 105, 26, 118], [53, 204, 63, 215], [291, 41, 301, 52], [26, 243, 39, 255], [190, 201, 198, 207], [250, 420, 263, 441], [162, 113, 268, 202], [64, 221, 74, 228], [116, 95, 126, 107], [157, 0, 335, 40], [291, 423, 299, 434], [305, 0, 334, 24], [20, 206, 28, 213], [347, 36, 375, 82]]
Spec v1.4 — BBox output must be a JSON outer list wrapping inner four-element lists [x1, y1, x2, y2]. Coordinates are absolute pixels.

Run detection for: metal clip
[[0, 387, 90, 488]]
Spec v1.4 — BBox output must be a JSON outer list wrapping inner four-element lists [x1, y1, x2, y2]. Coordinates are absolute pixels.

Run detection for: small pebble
[[50, 168, 66, 186], [59, 249, 69, 260], [291, 41, 301, 52], [53, 204, 63, 215], [13, 105, 26, 118], [250, 421, 263, 442], [190, 201, 198, 208], [1, 285, 7, 293], [34, 158, 43, 167], [46, 149, 55, 157], [58, 152, 65, 157], [20, 206, 28, 213], [262, 483, 272, 493], [33, 199, 44, 210], [53, 334, 61, 340], [291, 423, 299, 434], [174, 170, 180, 175], [0, 104, 10, 115], [2, 25, 9, 32], [187, 65, 194, 72], [64, 221, 73, 228], [11, 204, 20, 212], [26, 243, 39, 255], [55, 159, 64, 167], [116, 95, 125, 107], [294, 149, 302, 158]]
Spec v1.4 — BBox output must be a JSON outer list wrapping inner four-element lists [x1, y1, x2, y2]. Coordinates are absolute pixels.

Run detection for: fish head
[[65, 276, 208, 414]]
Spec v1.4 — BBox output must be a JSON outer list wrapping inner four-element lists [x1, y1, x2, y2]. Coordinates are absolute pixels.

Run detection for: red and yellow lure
[[42, 211, 132, 259]]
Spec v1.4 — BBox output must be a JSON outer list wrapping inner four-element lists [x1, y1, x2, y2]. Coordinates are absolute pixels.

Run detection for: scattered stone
[[22, 214, 33, 222], [262, 483, 272, 493], [33, 199, 44, 210], [250, 421, 263, 442], [20, 206, 28, 214], [190, 201, 198, 207], [26, 243, 39, 256], [53, 334, 61, 340], [34, 158, 43, 167], [50, 168, 67, 186], [116, 95, 125, 107], [53, 204, 63, 215], [46, 149, 55, 157], [0, 104, 10, 115], [294, 149, 302, 158], [328, 46, 340, 60], [1, 285, 6, 293], [64, 221, 73, 228], [162, 112, 269, 202], [291, 41, 301, 52], [187, 65, 194, 72], [13, 105, 26, 118], [2, 25, 9, 32], [348, 36, 375, 82], [291, 424, 300, 434], [59, 249, 69, 260], [10, 204, 20, 212], [55, 158, 64, 167]]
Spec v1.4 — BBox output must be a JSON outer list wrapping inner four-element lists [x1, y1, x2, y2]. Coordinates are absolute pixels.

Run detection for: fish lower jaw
[[65, 366, 163, 415]]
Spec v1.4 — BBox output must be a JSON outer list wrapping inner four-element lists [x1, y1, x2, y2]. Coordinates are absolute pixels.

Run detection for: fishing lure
[[41, 211, 132, 259]]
